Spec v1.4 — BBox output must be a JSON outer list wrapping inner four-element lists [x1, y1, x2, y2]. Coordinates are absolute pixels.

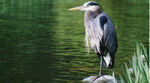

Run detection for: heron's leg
[[92, 56, 103, 81], [99, 55, 102, 76]]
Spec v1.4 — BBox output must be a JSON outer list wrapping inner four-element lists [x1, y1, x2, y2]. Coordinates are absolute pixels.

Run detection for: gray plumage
[[84, 6, 117, 68], [69, 1, 118, 77]]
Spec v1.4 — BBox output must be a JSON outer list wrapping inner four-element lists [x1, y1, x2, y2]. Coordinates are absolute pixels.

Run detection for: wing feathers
[[99, 15, 117, 55]]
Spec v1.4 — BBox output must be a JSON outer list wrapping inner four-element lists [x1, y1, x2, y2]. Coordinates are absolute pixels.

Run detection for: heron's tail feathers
[[102, 52, 114, 68]]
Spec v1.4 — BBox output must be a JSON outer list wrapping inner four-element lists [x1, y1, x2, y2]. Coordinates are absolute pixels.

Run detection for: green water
[[0, 0, 148, 83]]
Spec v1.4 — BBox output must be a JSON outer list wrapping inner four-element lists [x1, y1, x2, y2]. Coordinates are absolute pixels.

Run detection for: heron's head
[[69, 1, 102, 12]]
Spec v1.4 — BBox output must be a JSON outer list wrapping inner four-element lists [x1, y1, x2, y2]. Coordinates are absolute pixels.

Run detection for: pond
[[0, 0, 148, 83]]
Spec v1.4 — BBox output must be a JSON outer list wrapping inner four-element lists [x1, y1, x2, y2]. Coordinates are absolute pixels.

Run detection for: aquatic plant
[[119, 40, 149, 83]]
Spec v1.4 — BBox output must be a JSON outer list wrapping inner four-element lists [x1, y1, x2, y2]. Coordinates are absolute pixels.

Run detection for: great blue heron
[[69, 1, 118, 80]]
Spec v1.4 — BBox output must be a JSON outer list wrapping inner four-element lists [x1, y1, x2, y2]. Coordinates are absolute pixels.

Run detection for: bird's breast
[[84, 20, 103, 53]]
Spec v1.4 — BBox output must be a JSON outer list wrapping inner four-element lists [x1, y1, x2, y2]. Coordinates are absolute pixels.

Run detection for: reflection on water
[[0, 0, 148, 83]]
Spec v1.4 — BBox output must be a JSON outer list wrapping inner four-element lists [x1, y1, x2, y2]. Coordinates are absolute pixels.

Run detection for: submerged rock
[[82, 75, 117, 83]]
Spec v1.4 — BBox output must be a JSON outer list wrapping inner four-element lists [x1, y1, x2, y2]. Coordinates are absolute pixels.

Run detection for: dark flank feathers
[[98, 15, 118, 68], [100, 16, 108, 30]]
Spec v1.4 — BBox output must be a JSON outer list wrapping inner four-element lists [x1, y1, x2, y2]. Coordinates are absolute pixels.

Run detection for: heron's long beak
[[68, 6, 84, 11]]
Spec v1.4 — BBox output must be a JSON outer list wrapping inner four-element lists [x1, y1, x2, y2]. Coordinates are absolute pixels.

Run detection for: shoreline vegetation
[[119, 40, 149, 83]]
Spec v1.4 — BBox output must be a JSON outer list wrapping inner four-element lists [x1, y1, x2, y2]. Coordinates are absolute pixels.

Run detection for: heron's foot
[[92, 75, 103, 81]]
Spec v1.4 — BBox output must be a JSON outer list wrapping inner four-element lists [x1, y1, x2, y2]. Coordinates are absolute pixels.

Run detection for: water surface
[[0, 0, 148, 83]]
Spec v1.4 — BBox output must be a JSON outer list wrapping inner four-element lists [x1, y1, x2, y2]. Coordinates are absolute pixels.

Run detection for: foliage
[[119, 40, 149, 83]]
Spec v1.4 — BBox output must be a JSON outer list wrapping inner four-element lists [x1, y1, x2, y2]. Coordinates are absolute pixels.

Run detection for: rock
[[128, 68, 133, 73], [141, 54, 145, 61], [82, 75, 117, 83]]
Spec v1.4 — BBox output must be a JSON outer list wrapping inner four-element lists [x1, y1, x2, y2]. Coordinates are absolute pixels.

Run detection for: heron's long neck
[[84, 10, 102, 53], [84, 11, 95, 21], [84, 10, 101, 21]]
